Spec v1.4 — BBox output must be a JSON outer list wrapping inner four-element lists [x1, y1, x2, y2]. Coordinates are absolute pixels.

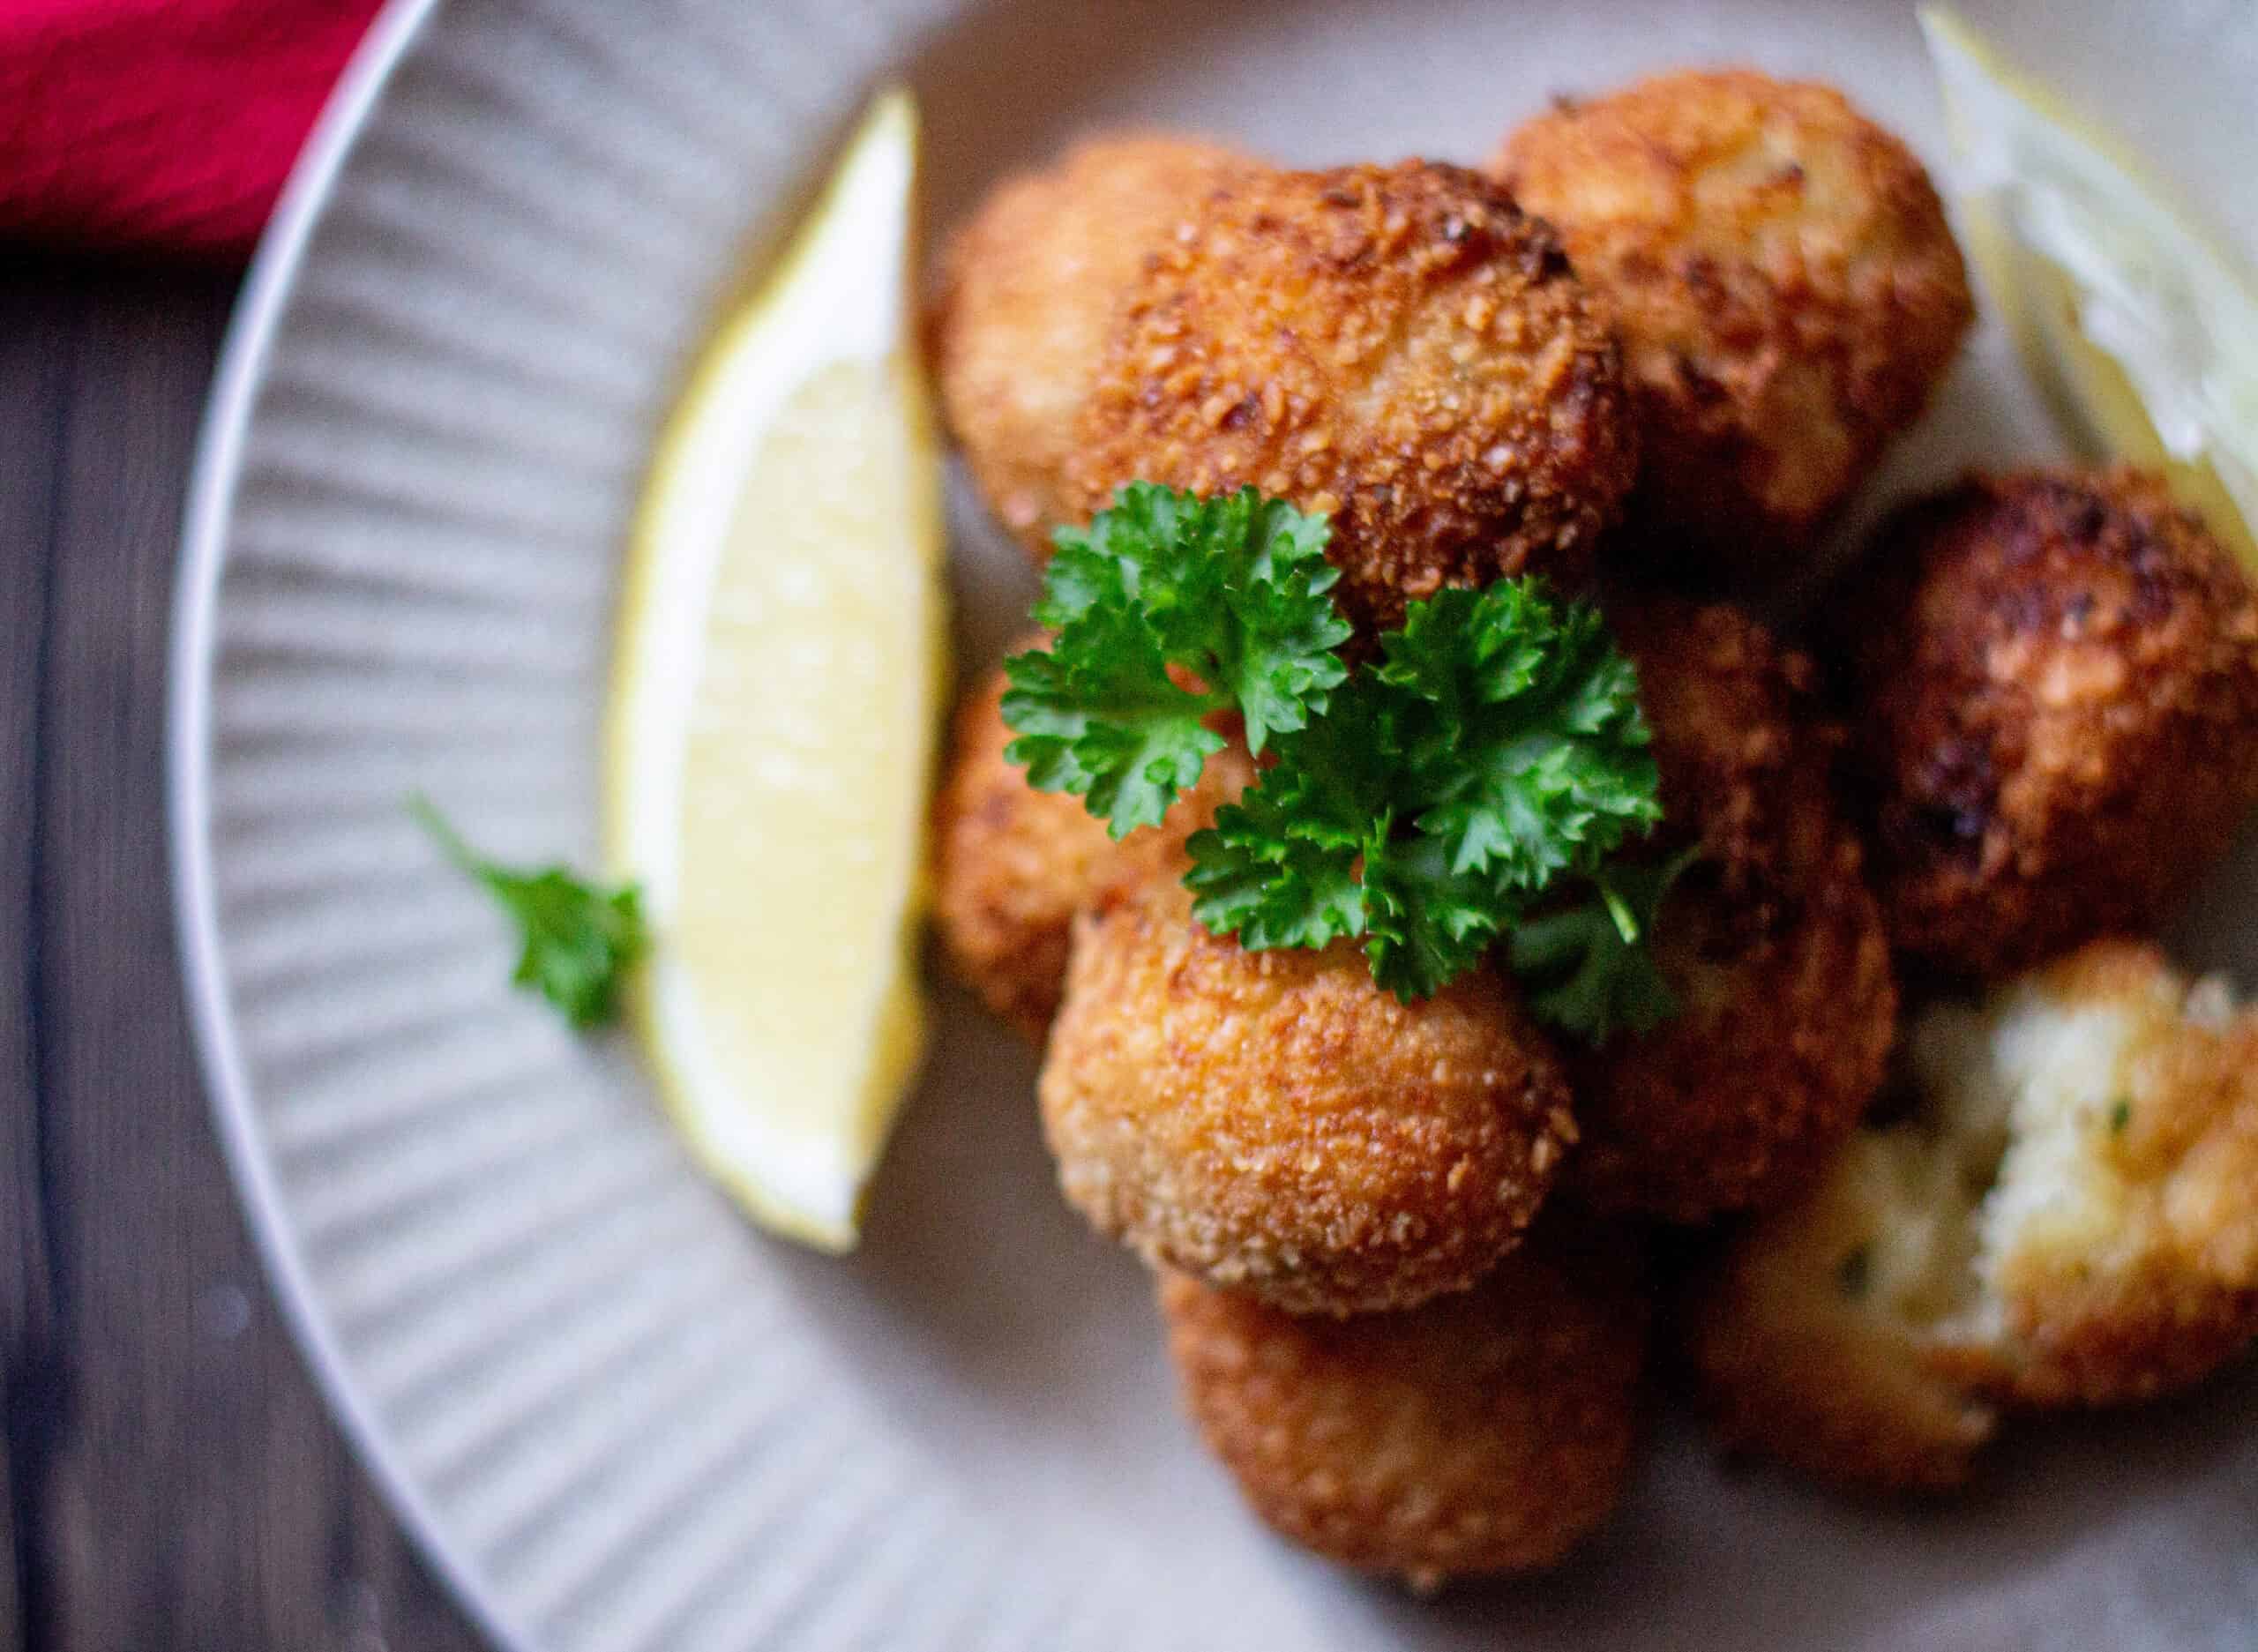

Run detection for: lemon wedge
[[606, 90, 945, 1251], [1921, 7, 2258, 569]]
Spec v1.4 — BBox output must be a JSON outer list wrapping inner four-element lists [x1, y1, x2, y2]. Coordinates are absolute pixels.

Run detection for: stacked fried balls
[[924, 67, 2258, 1579]]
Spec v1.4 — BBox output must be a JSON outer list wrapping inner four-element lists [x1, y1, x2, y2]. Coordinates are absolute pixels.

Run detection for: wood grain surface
[[0, 260, 489, 1652]]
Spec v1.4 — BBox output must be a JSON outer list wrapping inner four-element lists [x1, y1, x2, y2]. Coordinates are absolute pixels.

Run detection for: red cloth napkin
[[0, 0, 382, 258]]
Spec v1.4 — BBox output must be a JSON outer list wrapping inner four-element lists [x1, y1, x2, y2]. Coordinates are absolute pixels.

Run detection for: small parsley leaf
[[412, 796, 648, 1030], [1378, 585, 1661, 890], [1185, 691, 1395, 952], [1507, 847, 1697, 1043], [1003, 484, 1351, 837]]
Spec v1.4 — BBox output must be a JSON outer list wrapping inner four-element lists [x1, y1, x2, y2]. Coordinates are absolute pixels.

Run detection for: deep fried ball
[[1906, 941, 2258, 1406], [1041, 874, 1576, 1315], [1494, 69, 1972, 585], [930, 650, 1254, 1042], [1683, 1131, 2001, 1496], [931, 135, 1255, 557], [1687, 940, 2258, 1497], [1160, 1215, 1649, 1585], [1830, 469, 2258, 978], [1566, 596, 1895, 1222], [1065, 160, 1636, 638]]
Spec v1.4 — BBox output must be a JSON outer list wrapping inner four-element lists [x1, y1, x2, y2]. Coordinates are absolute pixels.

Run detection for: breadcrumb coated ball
[[1494, 69, 1971, 585], [1041, 874, 1577, 1315], [1566, 596, 1895, 1222], [1683, 1131, 2001, 1496], [930, 650, 1253, 1042], [1906, 941, 2258, 1406], [1065, 160, 1637, 638], [1830, 469, 2258, 978], [1160, 1215, 1649, 1586], [931, 135, 1255, 556], [1687, 939, 2258, 1496]]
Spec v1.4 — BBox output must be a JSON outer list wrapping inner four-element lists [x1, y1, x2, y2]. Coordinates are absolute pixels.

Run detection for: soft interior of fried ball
[[1893, 941, 2258, 1406], [1697, 936, 2258, 1490], [1684, 1128, 2002, 1497]]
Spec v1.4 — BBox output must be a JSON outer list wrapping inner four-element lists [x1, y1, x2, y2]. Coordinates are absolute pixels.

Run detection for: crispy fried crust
[[1041, 875, 1576, 1314], [1683, 1134, 2000, 1497], [930, 649, 1254, 1042], [1925, 941, 2258, 1406], [1065, 160, 1636, 639], [1161, 1217, 1649, 1584], [931, 136, 1254, 556], [1691, 938, 2258, 1499], [1494, 69, 1971, 584], [1567, 597, 1896, 1221], [1831, 469, 2258, 978]]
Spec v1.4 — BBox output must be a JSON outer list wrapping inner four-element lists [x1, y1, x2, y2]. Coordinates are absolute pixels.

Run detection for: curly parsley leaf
[[411, 796, 648, 1031], [999, 482, 1671, 1024], [1190, 578, 1664, 1005], [1185, 691, 1395, 952], [1001, 624, 1222, 837], [1507, 847, 1697, 1043], [1362, 832, 1512, 1001], [1003, 485, 1351, 836], [1378, 584, 1660, 891]]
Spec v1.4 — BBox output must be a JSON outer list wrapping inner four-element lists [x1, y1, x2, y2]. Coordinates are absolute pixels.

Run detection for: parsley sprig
[[1002, 484, 1351, 836], [1002, 484, 1677, 1036], [1188, 582, 1663, 1003], [411, 796, 648, 1030]]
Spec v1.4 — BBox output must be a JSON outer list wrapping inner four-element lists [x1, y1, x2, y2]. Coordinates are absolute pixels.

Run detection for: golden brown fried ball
[[1160, 1216, 1649, 1585], [1065, 160, 1637, 638], [1494, 69, 1972, 585], [931, 135, 1255, 556], [1687, 940, 2258, 1496], [1830, 469, 2258, 979], [1683, 1130, 2001, 1497], [930, 651, 1254, 1042], [1565, 596, 1895, 1222], [1041, 874, 1577, 1315], [1905, 941, 2258, 1406]]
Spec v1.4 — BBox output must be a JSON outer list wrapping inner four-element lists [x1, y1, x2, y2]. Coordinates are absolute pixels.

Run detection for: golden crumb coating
[[1907, 941, 2258, 1406], [1494, 69, 1971, 584], [931, 135, 1255, 555], [1160, 1215, 1649, 1585], [1041, 875, 1576, 1315], [1065, 160, 1636, 638], [930, 650, 1254, 1042], [1566, 596, 1895, 1221], [1689, 938, 2258, 1499], [1684, 1132, 2001, 1497], [1831, 469, 2258, 978]]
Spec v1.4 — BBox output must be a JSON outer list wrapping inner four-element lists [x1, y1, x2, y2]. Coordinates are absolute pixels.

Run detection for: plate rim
[[164, 2, 537, 1648]]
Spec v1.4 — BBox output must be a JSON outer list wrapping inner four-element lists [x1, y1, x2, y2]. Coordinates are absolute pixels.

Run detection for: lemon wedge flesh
[[607, 90, 944, 1251], [1921, 7, 2258, 570]]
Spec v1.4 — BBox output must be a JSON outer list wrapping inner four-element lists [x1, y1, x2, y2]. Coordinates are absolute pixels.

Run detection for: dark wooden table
[[1, 260, 489, 1652]]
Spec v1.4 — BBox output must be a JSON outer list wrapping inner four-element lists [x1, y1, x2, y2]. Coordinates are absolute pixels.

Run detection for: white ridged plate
[[172, 2, 2258, 1648]]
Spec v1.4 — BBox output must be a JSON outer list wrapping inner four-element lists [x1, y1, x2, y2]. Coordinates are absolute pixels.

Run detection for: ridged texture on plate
[[183, 1, 2258, 1649]]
